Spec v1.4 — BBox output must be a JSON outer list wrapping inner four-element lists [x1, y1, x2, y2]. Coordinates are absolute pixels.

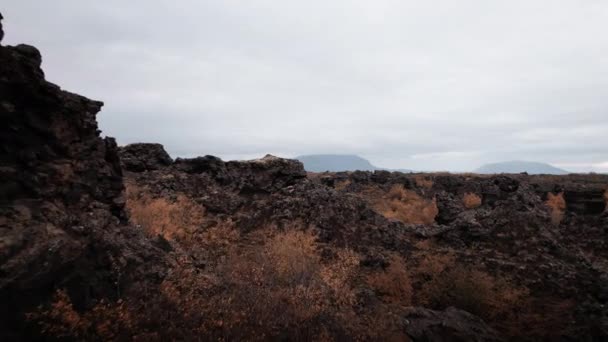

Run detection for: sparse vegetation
[[125, 182, 205, 243], [27, 180, 597, 341], [334, 179, 352, 191], [366, 254, 412, 305], [363, 184, 438, 224], [462, 192, 482, 209], [413, 175, 434, 189], [18, 172, 606, 341], [545, 192, 566, 225], [27, 290, 135, 341]]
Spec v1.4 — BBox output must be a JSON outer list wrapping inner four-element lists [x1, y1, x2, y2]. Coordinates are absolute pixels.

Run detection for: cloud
[[2, 0, 608, 171]]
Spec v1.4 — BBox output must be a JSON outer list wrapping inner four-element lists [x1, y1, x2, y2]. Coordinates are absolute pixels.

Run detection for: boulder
[[119, 142, 173, 172]]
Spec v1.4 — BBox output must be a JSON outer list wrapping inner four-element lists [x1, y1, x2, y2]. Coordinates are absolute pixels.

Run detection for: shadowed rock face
[[0, 14, 164, 339]]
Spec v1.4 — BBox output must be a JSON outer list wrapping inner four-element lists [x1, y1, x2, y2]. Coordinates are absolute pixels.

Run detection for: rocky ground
[[1, 12, 608, 341]]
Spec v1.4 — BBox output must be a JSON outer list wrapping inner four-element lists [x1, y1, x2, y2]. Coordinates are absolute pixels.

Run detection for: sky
[[2, 1, 608, 172]]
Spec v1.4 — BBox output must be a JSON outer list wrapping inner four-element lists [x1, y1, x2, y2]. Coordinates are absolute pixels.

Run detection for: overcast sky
[[3, 1, 608, 172]]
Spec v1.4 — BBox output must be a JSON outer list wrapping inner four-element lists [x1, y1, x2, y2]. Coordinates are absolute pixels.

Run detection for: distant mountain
[[474, 161, 569, 175], [295, 154, 412, 173]]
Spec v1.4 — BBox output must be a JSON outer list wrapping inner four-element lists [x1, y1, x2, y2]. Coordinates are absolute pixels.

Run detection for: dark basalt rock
[[0, 16, 165, 339], [0, 12, 4, 43], [174, 155, 227, 175], [402, 307, 503, 342], [118, 142, 173, 172], [564, 189, 606, 215]]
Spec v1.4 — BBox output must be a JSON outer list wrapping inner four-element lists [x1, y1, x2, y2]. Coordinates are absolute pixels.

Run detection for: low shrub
[[413, 175, 434, 189], [545, 192, 566, 225], [125, 183, 204, 244], [364, 184, 438, 225], [366, 254, 412, 306], [462, 192, 482, 209]]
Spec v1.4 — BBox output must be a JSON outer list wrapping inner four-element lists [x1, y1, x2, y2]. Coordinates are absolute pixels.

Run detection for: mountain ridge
[[296, 154, 412, 173], [475, 160, 569, 175]]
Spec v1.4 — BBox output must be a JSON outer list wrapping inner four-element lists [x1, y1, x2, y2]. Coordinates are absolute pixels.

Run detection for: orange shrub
[[334, 179, 352, 191], [27, 290, 135, 341], [125, 183, 204, 244], [202, 229, 361, 340], [364, 184, 438, 225], [366, 254, 412, 305], [417, 266, 526, 319], [413, 175, 434, 189], [545, 192, 566, 225], [462, 192, 482, 209], [411, 249, 529, 334]]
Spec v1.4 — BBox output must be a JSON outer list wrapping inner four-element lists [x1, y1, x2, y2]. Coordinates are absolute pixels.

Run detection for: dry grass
[[545, 192, 566, 225], [413, 175, 434, 189], [604, 189, 608, 212], [334, 179, 352, 191], [29, 182, 586, 340], [29, 229, 364, 341], [366, 254, 412, 306], [462, 192, 482, 209], [408, 249, 578, 339], [417, 265, 527, 319], [364, 184, 438, 225], [125, 182, 206, 244], [27, 290, 135, 341], [199, 229, 361, 340]]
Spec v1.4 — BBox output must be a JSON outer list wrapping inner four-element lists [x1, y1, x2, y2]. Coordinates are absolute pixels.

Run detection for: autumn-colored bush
[[413, 175, 434, 189], [410, 249, 531, 336], [334, 179, 351, 191], [125, 183, 204, 244], [27, 290, 135, 341], [462, 192, 482, 209], [208, 229, 360, 339], [545, 192, 566, 225], [418, 265, 526, 319], [366, 254, 412, 305], [363, 184, 438, 225], [604, 189, 608, 212]]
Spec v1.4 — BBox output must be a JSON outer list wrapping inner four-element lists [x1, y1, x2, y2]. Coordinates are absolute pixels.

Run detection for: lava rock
[[119, 143, 173, 172], [402, 306, 503, 342]]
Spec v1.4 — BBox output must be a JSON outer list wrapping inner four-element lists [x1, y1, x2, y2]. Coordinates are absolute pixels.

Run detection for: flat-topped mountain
[[475, 161, 569, 175], [296, 154, 412, 173]]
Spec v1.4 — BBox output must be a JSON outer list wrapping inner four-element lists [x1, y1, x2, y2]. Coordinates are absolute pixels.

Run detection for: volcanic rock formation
[[0, 13, 164, 339]]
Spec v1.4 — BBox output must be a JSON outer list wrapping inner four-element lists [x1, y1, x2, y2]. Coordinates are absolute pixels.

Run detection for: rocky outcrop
[[403, 307, 503, 342], [118, 143, 173, 172], [0, 14, 165, 339], [122, 146, 411, 249]]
